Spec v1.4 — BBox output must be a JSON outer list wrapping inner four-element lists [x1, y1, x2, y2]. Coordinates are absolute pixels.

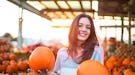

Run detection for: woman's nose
[[80, 26, 86, 31]]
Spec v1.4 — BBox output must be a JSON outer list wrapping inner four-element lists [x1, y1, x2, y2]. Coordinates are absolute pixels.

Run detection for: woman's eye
[[78, 24, 82, 27], [78, 23, 91, 29], [86, 26, 91, 29]]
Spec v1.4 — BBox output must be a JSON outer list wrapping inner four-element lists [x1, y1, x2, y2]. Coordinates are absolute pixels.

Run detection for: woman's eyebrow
[[78, 23, 83, 24], [79, 23, 91, 25]]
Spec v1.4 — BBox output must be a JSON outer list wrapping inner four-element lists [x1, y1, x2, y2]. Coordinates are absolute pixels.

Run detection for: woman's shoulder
[[92, 45, 104, 64], [94, 45, 104, 54], [57, 47, 68, 55]]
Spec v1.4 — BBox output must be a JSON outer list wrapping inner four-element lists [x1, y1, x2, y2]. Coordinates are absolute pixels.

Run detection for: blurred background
[[0, 0, 134, 48], [0, 0, 135, 74]]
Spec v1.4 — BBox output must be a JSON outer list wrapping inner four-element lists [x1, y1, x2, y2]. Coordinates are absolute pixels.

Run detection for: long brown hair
[[68, 14, 99, 64]]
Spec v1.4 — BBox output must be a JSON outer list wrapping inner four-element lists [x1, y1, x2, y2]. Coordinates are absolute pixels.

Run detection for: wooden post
[[121, 16, 124, 42], [128, 12, 131, 45]]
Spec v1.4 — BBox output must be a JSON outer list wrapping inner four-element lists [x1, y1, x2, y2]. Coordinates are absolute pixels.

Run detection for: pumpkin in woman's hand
[[28, 46, 55, 71], [77, 60, 110, 75]]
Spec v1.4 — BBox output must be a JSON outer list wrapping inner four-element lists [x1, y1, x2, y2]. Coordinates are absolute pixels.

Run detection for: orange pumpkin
[[112, 67, 121, 75], [108, 56, 118, 62], [113, 71, 121, 75], [45, 48, 55, 70], [17, 60, 29, 71], [9, 53, 17, 61], [0, 64, 7, 72], [129, 60, 135, 68], [77, 60, 110, 75], [124, 69, 135, 75], [122, 58, 131, 66], [28, 46, 55, 71], [19, 72, 27, 75]]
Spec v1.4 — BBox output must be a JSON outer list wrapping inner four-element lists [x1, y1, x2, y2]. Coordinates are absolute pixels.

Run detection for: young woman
[[53, 14, 104, 75]]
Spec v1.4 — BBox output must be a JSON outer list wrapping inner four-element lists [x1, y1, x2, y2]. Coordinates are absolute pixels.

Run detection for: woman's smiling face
[[77, 17, 91, 43]]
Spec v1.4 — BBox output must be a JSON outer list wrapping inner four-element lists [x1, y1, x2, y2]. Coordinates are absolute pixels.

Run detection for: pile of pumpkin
[[106, 43, 135, 75], [104, 55, 135, 75], [115, 43, 135, 60], [0, 39, 29, 74], [0, 38, 12, 53]]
